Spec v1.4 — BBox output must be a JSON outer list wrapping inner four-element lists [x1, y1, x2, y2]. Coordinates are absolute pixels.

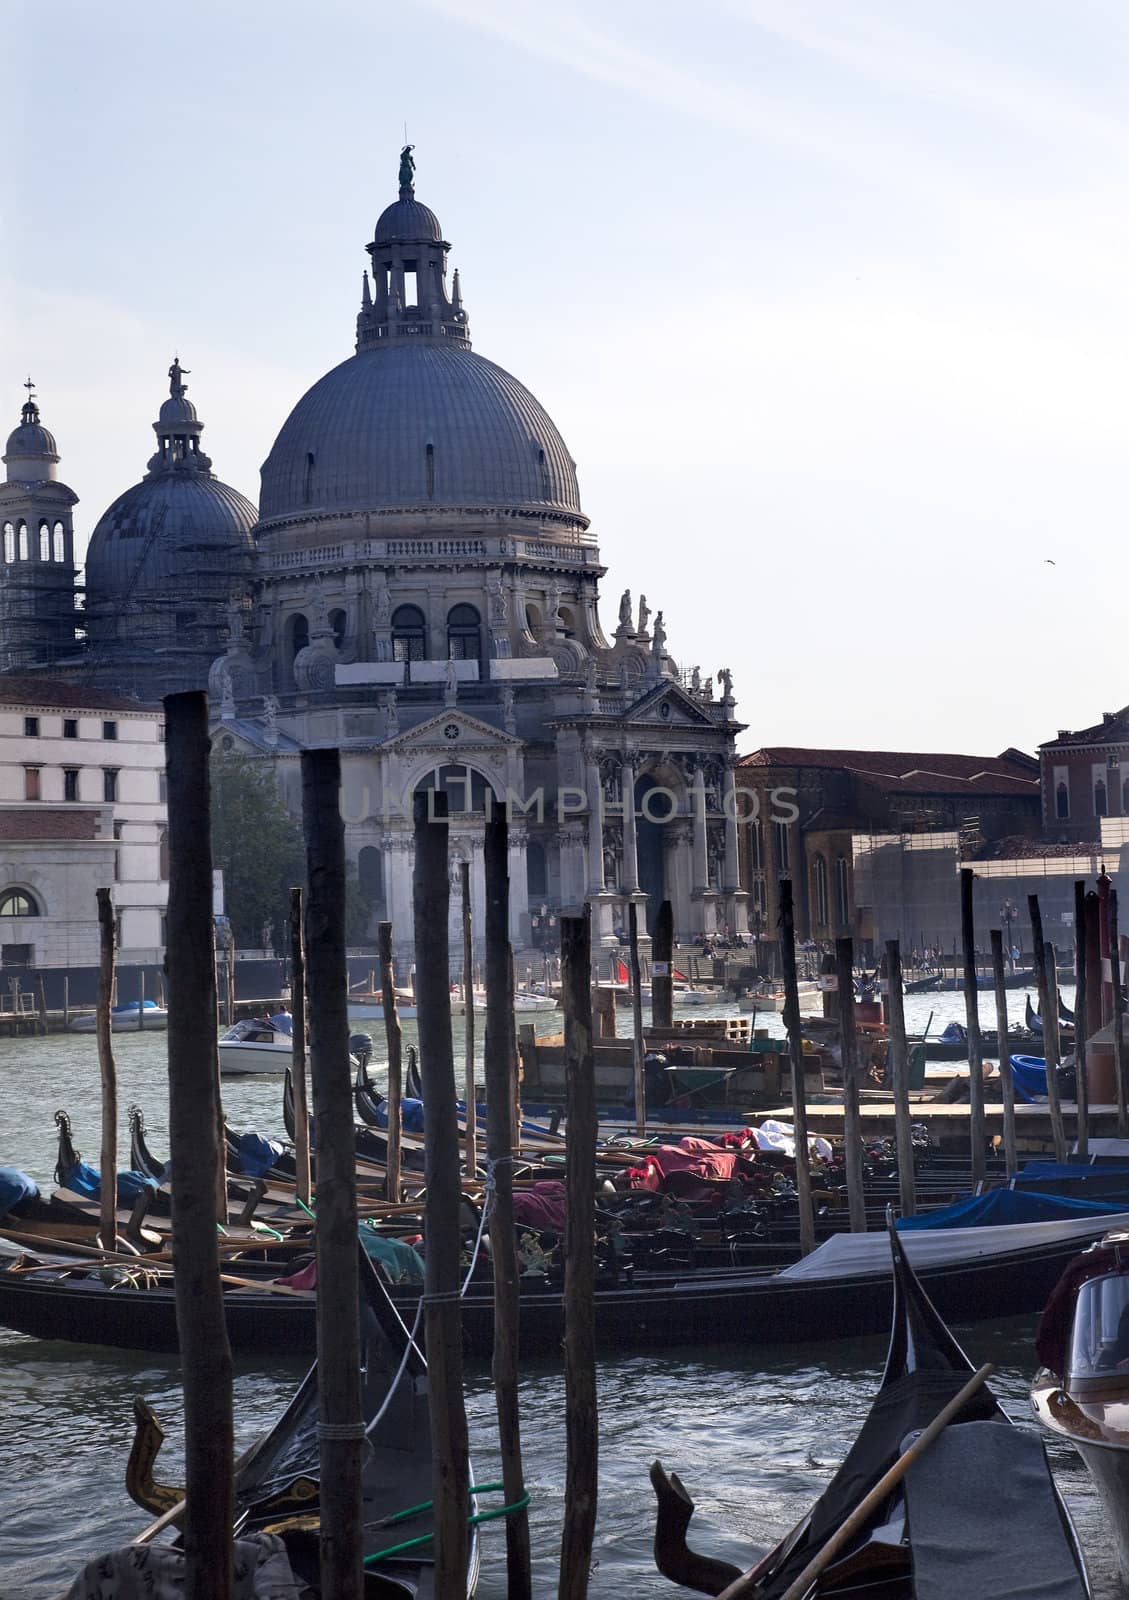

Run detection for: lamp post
[[1000, 900, 1018, 974]]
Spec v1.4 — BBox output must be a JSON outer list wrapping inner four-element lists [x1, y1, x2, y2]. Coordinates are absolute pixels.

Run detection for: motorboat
[[68, 1000, 169, 1033], [219, 1015, 294, 1075], [1032, 1232, 1129, 1580]]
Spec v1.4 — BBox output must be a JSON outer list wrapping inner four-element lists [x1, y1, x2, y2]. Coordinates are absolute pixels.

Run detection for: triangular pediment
[[381, 708, 522, 754], [620, 681, 716, 728]]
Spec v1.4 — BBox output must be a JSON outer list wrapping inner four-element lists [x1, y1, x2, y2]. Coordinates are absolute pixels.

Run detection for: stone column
[[621, 760, 640, 895], [722, 761, 750, 936], [586, 754, 605, 894], [692, 767, 710, 890], [384, 835, 414, 972], [508, 824, 529, 947]]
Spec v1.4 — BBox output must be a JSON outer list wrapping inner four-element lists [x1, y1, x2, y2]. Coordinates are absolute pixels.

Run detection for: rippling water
[[1, 988, 1118, 1598]]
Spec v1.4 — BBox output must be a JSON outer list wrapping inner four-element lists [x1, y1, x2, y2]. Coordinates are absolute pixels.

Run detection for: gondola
[[70, 1250, 480, 1598], [902, 974, 942, 994], [1032, 1231, 1129, 1582], [5, 1207, 1129, 1358], [652, 1219, 1091, 1597]]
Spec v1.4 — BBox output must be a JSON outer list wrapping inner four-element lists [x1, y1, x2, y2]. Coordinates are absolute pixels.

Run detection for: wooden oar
[[717, 1362, 995, 1600]]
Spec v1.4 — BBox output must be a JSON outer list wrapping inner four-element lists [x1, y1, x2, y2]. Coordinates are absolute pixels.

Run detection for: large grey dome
[[85, 475, 256, 597], [258, 343, 584, 526], [374, 197, 443, 245]]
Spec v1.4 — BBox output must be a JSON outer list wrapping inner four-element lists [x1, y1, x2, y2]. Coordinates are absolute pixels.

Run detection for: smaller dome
[[4, 397, 58, 466], [158, 394, 199, 430], [374, 198, 444, 245]]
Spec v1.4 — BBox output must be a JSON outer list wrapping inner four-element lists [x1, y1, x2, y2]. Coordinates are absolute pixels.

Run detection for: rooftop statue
[[399, 144, 415, 190], [168, 357, 189, 398], [618, 590, 633, 630]]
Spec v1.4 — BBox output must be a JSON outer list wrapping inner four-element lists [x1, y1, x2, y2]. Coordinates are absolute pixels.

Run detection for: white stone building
[[0, 679, 168, 967]]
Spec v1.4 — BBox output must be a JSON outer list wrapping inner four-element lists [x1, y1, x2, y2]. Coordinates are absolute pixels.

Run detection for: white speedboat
[[218, 1017, 293, 1075], [68, 1001, 169, 1033]]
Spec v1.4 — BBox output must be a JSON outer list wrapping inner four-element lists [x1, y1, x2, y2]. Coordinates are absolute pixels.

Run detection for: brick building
[[1039, 709, 1129, 843], [738, 746, 1041, 955]]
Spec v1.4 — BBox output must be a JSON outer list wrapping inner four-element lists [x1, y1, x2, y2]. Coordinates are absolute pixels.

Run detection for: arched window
[[1095, 779, 1108, 818], [425, 441, 435, 498], [813, 855, 828, 928], [38, 521, 50, 562], [1056, 781, 1070, 820], [17, 522, 28, 561], [524, 602, 542, 637], [558, 605, 576, 639], [415, 764, 494, 815], [0, 888, 40, 917], [329, 608, 347, 651], [53, 521, 65, 563], [835, 856, 849, 928], [774, 821, 790, 874], [749, 819, 763, 872], [392, 604, 426, 662], [2, 522, 13, 563], [288, 613, 309, 662], [446, 603, 481, 661]]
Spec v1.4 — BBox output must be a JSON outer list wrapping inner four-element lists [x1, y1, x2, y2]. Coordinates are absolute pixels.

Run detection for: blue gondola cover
[[898, 1186, 1128, 1230]]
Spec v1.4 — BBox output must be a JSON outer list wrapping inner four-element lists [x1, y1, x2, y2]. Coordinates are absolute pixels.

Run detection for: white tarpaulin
[[776, 1209, 1129, 1282]]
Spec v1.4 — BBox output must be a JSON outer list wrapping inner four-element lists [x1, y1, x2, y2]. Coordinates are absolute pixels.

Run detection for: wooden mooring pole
[[164, 690, 233, 1600], [1029, 894, 1067, 1161], [413, 791, 470, 1591], [289, 886, 311, 1207], [461, 859, 477, 1180], [483, 811, 531, 1598], [651, 899, 674, 1030], [1074, 881, 1090, 1161], [1111, 890, 1129, 1138], [559, 910, 598, 1599], [302, 748, 363, 1600], [95, 887, 117, 1252], [884, 938, 916, 1217], [959, 869, 986, 1188], [779, 880, 815, 1254], [835, 937, 866, 1233], [990, 930, 1018, 1178], [378, 921, 403, 1204], [628, 901, 646, 1137]]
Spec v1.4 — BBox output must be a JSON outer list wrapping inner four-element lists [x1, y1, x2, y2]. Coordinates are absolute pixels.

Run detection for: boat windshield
[[1066, 1273, 1129, 1379]]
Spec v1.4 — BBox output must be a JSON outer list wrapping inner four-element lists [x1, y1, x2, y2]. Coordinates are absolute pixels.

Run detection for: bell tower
[[0, 383, 80, 671]]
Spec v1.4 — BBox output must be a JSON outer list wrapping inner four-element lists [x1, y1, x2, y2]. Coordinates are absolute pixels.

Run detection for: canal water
[[2, 987, 1119, 1598]]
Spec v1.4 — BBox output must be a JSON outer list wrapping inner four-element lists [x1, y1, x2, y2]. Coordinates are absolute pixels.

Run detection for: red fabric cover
[[275, 1258, 318, 1291], [511, 1179, 567, 1232]]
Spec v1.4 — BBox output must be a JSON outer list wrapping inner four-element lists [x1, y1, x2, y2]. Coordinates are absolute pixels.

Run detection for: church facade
[[4, 153, 747, 961]]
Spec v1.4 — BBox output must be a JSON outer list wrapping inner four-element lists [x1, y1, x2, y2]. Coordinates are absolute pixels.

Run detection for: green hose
[[363, 1482, 531, 1565]]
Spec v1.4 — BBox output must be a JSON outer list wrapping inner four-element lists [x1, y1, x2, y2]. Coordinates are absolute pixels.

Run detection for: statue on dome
[[261, 694, 279, 741], [637, 594, 651, 638], [372, 573, 391, 627], [399, 145, 416, 190], [652, 611, 667, 655], [719, 666, 734, 702], [618, 590, 633, 631], [444, 655, 458, 706], [168, 358, 189, 398], [690, 666, 701, 693], [383, 689, 399, 737]]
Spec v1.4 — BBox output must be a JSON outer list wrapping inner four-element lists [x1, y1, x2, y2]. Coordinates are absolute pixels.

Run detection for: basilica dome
[[258, 343, 583, 527]]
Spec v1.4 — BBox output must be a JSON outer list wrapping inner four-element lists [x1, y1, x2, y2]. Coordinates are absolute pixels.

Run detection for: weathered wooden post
[[835, 937, 866, 1233], [378, 921, 403, 1203], [483, 811, 531, 1598], [559, 910, 598, 1599], [780, 880, 815, 1254], [959, 868, 986, 1187], [289, 886, 312, 1207], [989, 930, 1018, 1178], [461, 859, 477, 1180], [628, 901, 646, 1136], [884, 939, 916, 1217], [413, 790, 470, 1591], [95, 887, 117, 1252], [1111, 891, 1129, 1138], [302, 748, 363, 1600], [651, 899, 674, 1030], [164, 690, 233, 1600], [1029, 894, 1067, 1160], [1075, 881, 1090, 1161]]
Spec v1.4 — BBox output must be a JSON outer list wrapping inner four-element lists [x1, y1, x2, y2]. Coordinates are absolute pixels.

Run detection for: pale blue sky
[[4, 0, 1127, 755]]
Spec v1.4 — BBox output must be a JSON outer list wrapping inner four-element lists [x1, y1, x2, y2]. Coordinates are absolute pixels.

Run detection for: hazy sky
[[4, 1, 1126, 758]]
